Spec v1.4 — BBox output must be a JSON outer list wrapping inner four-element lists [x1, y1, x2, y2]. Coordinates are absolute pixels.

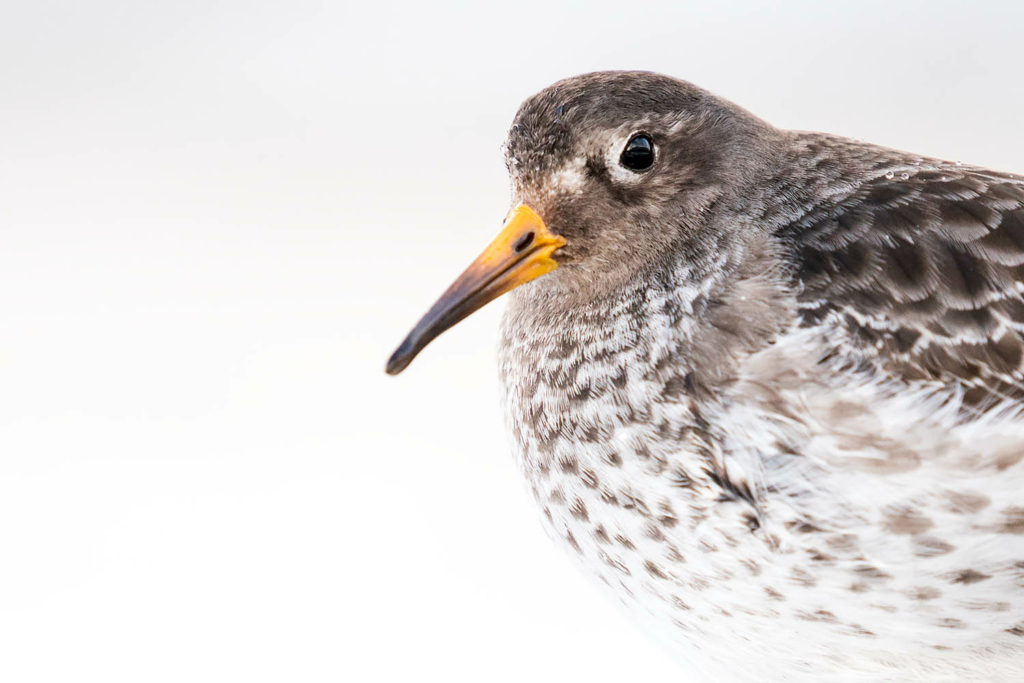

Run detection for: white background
[[2, 1, 1023, 681]]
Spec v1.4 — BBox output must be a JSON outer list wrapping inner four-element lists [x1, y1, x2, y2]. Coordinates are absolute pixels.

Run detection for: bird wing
[[777, 161, 1024, 407]]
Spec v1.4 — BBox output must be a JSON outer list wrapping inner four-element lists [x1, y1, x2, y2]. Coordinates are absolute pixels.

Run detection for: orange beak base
[[385, 204, 565, 375]]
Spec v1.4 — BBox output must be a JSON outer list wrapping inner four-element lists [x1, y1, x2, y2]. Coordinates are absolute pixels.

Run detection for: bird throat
[[497, 242, 792, 482]]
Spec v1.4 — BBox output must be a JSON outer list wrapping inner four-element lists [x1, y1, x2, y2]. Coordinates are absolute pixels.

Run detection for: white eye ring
[[605, 131, 655, 185], [620, 134, 655, 171]]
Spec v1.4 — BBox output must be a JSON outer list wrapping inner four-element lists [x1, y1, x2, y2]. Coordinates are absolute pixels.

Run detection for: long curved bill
[[385, 204, 565, 375]]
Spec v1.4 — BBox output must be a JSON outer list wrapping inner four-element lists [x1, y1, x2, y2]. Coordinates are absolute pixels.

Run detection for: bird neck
[[498, 235, 793, 475]]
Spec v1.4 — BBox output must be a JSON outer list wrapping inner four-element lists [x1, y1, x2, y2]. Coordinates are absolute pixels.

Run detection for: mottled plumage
[[495, 72, 1024, 681], [386, 70, 1024, 682]]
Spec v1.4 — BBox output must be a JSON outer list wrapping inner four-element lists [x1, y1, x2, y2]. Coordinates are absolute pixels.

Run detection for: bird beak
[[385, 204, 566, 375]]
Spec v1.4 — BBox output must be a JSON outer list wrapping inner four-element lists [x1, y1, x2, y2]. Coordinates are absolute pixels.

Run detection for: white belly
[[506, 326, 1024, 682]]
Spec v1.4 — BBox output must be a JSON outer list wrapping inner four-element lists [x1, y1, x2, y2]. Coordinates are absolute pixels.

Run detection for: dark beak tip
[[385, 350, 407, 376], [385, 335, 419, 376]]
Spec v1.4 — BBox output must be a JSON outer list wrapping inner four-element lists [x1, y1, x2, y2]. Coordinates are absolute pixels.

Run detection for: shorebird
[[386, 71, 1024, 682]]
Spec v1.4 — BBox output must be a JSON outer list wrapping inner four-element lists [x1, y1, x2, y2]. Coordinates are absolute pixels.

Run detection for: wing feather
[[778, 160, 1024, 408]]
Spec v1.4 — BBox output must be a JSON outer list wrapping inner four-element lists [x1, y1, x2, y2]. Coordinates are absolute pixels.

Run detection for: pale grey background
[[2, 1, 1022, 681]]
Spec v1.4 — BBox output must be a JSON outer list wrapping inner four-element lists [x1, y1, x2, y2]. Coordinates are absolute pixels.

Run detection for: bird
[[385, 71, 1024, 682]]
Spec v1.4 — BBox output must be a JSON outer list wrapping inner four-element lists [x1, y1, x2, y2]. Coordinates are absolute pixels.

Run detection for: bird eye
[[620, 134, 655, 171]]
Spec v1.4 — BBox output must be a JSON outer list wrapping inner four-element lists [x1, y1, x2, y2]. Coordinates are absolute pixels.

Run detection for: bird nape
[[386, 71, 1024, 683]]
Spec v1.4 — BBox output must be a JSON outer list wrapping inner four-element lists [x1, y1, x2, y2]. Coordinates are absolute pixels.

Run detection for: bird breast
[[496, 270, 1024, 682]]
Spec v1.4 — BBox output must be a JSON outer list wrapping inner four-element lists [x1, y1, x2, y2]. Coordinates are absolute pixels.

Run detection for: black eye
[[620, 134, 655, 171]]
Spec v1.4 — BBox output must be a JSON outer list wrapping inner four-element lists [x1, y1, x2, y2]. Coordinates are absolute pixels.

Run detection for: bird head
[[386, 71, 775, 375]]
